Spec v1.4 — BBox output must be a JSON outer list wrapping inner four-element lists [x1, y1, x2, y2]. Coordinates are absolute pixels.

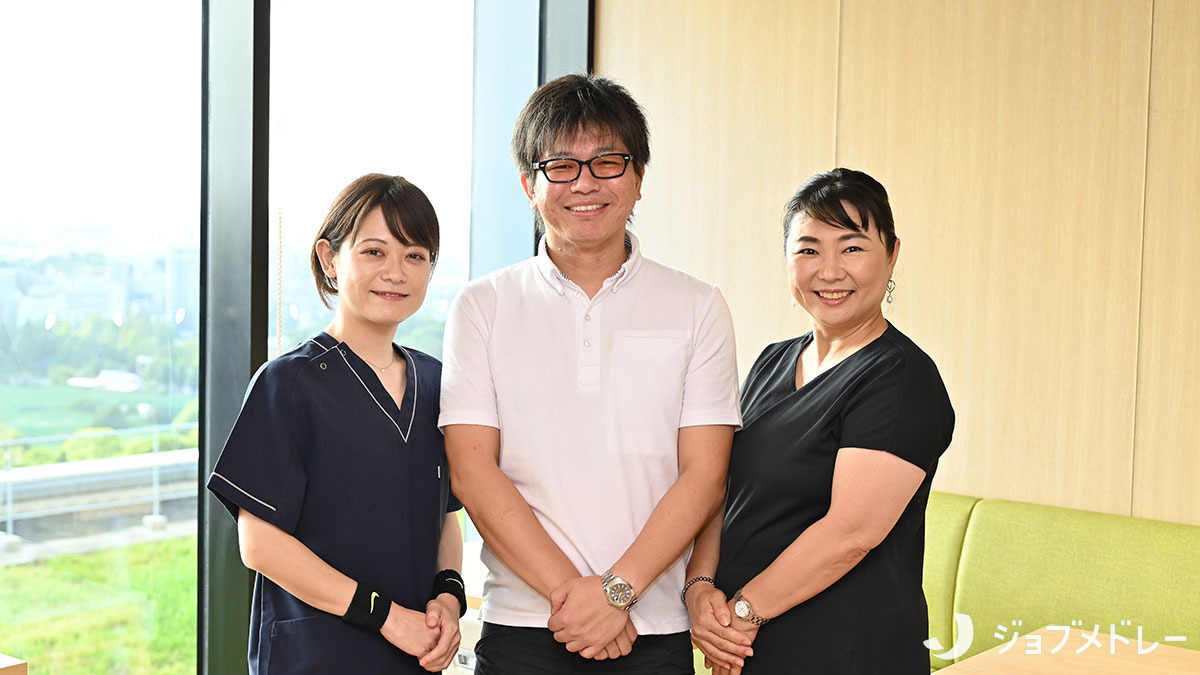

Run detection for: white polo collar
[[535, 229, 644, 295]]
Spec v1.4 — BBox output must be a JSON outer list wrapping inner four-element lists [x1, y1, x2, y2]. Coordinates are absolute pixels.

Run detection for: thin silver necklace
[[360, 349, 397, 373], [328, 329, 397, 373]]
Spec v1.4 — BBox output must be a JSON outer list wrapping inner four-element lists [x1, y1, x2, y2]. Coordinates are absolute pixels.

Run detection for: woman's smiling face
[[319, 206, 431, 330], [786, 204, 899, 332]]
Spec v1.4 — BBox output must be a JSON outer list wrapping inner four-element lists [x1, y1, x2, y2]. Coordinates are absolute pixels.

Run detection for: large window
[[267, 1, 473, 358], [4, 1, 554, 671], [0, 2, 200, 673]]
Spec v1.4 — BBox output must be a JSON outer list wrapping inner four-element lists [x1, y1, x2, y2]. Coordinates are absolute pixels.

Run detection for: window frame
[[198, 0, 270, 672]]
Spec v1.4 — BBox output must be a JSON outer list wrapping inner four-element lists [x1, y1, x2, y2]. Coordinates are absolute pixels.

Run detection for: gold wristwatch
[[732, 589, 769, 626], [600, 570, 639, 610]]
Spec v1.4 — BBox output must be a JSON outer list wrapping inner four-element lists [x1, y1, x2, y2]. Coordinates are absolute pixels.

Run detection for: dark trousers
[[474, 622, 694, 675]]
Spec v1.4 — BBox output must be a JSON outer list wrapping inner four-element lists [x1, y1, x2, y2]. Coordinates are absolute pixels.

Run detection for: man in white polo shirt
[[440, 73, 741, 674]]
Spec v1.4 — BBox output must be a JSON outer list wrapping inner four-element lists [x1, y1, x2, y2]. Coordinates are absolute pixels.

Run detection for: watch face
[[734, 599, 751, 618], [608, 581, 634, 606]]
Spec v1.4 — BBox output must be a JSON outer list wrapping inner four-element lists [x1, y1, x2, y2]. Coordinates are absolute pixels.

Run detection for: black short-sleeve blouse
[[716, 323, 953, 674], [207, 333, 460, 674]]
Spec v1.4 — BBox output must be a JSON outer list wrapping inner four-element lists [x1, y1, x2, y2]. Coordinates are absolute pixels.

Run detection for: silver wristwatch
[[600, 570, 639, 611], [732, 589, 769, 626]]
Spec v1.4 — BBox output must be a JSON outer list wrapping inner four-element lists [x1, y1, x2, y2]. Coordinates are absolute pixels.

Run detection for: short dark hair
[[783, 168, 897, 254], [310, 174, 440, 309], [511, 73, 650, 183]]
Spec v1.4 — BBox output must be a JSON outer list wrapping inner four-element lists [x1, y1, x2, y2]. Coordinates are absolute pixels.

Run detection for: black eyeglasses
[[531, 153, 633, 183]]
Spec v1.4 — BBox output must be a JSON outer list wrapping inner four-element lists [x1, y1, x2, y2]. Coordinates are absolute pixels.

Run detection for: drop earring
[[886, 279, 896, 304]]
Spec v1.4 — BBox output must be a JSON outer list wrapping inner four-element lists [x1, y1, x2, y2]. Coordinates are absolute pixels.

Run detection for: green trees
[[1, 307, 199, 464], [61, 428, 124, 461], [5, 315, 195, 391]]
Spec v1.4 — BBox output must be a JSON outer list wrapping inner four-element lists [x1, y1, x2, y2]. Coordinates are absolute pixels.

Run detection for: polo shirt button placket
[[576, 299, 600, 387]]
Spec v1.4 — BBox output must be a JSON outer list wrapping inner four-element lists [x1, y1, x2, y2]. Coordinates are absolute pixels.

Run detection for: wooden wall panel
[[594, 0, 839, 376], [593, 0, 1200, 525], [1132, 0, 1200, 525], [835, 0, 1152, 514]]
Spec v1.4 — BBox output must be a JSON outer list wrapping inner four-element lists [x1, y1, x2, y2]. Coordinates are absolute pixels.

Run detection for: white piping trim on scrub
[[211, 472, 277, 511], [335, 348, 409, 443], [397, 346, 417, 440], [307, 338, 336, 354]]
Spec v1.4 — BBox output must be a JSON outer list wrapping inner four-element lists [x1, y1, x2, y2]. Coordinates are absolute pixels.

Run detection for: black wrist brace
[[342, 582, 392, 631], [431, 569, 467, 618]]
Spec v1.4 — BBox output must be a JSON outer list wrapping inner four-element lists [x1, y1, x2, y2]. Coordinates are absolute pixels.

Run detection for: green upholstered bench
[[924, 492, 1200, 670], [923, 491, 981, 669], [693, 491, 1200, 673]]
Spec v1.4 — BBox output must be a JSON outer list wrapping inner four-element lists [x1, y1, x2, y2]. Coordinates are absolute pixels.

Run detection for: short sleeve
[[679, 286, 743, 428], [838, 352, 954, 472], [206, 361, 308, 533], [438, 284, 500, 429]]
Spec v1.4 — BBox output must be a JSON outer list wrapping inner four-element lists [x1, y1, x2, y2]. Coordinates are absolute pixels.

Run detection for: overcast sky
[[0, 0, 472, 274]]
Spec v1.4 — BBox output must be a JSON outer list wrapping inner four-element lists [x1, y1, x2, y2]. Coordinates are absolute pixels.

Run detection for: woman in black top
[[684, 169, 954, 674]]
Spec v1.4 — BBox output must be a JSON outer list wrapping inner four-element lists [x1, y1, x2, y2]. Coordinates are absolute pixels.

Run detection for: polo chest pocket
[[609, 330, 691, 431], [614, 329, 689, 349]]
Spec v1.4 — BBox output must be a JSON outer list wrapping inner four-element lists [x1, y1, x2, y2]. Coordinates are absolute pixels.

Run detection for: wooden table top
[[938, 625, 1199, 674]]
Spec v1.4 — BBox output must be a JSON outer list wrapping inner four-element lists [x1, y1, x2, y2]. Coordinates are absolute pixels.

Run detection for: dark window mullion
[[199, 0, 270, 673]]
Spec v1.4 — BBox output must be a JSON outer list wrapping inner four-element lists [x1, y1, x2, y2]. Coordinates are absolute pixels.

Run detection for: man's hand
[[380, 603, 440, 659], [417, 595, 462, 672], [686, 582, 753, 670], [604, 617, 638, 660], [547, 575, 631, 658]]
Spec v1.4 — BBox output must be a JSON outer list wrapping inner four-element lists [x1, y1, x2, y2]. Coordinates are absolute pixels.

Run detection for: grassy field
[[0, 536, 197, 674], [0, 384, 194, 439]]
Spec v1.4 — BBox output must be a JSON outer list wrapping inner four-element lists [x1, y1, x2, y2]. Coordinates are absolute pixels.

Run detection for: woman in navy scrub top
[[207, 174, 464, 674], [684, 169, 954, 675]]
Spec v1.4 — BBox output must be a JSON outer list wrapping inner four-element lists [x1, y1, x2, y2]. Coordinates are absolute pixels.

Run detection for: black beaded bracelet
[[431, 569, 467, 617], [343, 582, 392, 631], [681, 575, 716, 604]]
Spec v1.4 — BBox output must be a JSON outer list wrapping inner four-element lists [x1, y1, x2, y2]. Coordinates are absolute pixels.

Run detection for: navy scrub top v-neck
[[207, 333, 461, 674], [715, 323, 954, 675]]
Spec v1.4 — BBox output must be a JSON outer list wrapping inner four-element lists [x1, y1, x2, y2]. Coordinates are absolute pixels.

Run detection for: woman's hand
[[707, 604, 762, 675], [418, 594, 462, 672], [380, 603, 440, 660], [710, 661, 742, 675], [686, 581, 754, 670]]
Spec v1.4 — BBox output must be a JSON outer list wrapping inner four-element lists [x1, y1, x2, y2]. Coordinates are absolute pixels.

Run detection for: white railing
[[1, 423, 199, 537]]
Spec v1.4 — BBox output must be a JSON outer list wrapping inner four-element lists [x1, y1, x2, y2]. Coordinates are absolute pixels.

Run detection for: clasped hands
[[686, 583, 758, 675], [547, 575, 638, 660], [380, 594, 463, 672]]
